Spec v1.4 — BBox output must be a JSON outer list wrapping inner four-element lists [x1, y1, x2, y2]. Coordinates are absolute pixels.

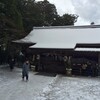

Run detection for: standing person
[[9, 58, 15, 71], [22, 59, 30, 81], [8, 55, 15, 71]]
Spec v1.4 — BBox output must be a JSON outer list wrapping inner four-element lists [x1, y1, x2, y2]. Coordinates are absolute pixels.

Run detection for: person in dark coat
[[9, 55, 15, 71], [22, 60, 30, 81], [9, 58, 15, 71]]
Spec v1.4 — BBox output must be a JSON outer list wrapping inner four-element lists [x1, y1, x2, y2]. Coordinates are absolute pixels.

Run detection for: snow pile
[[35, 75, 61, 100]]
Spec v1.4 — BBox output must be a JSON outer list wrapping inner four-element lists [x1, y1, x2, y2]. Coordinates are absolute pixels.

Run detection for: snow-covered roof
[[75, 48, 100, 52], [14, 25, 100, 50], [29, 43, 75, 49], [13, 39, 35, 44]]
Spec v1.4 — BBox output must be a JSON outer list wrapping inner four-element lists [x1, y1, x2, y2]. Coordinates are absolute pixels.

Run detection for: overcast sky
[[36, 0, 100, 25]]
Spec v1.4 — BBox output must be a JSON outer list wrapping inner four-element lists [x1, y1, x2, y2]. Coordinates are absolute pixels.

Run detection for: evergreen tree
[[0, 0, 78, 58]]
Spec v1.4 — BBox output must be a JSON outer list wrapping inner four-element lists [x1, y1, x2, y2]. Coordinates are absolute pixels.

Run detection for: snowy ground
[[0, 65, 100, 100], [0, 65, 55, 100], [37, 75, 100, 100]]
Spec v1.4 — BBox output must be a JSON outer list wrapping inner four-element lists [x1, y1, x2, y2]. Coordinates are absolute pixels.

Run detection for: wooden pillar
[[98, 53, 100, 76]]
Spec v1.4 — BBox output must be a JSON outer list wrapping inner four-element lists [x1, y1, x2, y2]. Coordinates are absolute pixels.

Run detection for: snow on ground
[[36, 75, 100, 100], [0, 65, 55, 100], [0, 65, 100, 100]]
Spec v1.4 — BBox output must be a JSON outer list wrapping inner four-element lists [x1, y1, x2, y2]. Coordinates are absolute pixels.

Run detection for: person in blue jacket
[[22, 59, 30, 81]]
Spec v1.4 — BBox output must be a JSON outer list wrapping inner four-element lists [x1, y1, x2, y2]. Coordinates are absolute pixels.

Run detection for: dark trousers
[[22, 73, 28, 80]]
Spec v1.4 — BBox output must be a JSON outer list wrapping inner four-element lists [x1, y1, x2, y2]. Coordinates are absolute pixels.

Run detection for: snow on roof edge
[[33, 25, 100, 29], [75, 48, 100, 52]]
